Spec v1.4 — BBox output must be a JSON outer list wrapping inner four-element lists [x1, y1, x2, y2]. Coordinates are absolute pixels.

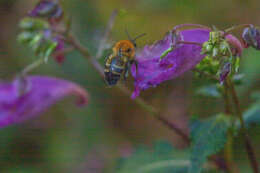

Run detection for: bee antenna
[[133, 33, 146, 41], [125, 28, 133, 41], [125, 28, 146, 47]]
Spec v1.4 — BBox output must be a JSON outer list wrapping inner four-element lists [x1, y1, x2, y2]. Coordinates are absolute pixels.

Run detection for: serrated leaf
[[189, 114, 231, 173], [243, 101, 260, 128], [196, 85, 221, 98], [116, 141, 189, 173]]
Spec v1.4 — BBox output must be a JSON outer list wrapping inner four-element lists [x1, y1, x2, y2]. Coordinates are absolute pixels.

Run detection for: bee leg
[[129, 60, 138, 77], [124, 69, 128, 81], [133, 60, 138, 76], [123, 63, 130, 82]]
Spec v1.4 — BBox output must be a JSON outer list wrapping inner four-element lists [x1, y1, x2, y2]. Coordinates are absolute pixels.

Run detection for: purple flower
[[0, 76, 88, 128], [242, 26, 260, 50], [29, 0, 63, 22], [131, 28, 210, 98]]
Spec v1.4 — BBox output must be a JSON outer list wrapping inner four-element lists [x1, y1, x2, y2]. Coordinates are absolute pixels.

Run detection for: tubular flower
[[131, 28, 210, 98], [131, 28, 243, 98], [0, 76, 88, 128]]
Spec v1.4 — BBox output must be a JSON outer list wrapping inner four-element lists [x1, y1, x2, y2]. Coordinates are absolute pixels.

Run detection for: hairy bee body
[[104, 54, 130, 85], [104, 40, 136, 86]]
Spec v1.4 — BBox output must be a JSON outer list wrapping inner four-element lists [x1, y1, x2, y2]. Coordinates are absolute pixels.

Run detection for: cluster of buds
[[197, 28, 244, 84], [18, 18, 58, 58], [18, 0, 66, 63], [201, 31, 231, 58]]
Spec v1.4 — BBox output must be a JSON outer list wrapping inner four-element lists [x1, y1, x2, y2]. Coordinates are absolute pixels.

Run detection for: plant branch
[[173, 23, 212, 31], [224, 24, 252, 34], [52, 47, 74, 57], [223, 81, 239, 173], [21, 56, 46, 76], [227, 78, 259, 173]]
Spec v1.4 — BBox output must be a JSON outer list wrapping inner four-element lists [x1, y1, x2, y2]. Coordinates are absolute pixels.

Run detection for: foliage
[[18, 17, 58, 58], [196, 84, 221, 98], [189, 114, 232, 173], [243, 101, 260, 128], [116, 142, 189, 173]]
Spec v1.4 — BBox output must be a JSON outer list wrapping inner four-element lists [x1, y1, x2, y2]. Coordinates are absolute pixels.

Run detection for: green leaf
[[243, 101, 260, 128], [34, 39, 58, 58], [196, 85, 221, 98], [18, 31, 58, 58], [250, 91, 260, 101], [189, 114, 231, 173], [17, 31, 39, 44], [232, 74, 244, 85], [116, 141, 189, 173], [19, 17, 49, 31]]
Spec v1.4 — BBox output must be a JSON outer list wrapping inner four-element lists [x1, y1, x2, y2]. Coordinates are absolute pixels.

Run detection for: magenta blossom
[[0, 76, 88, 128], [131, 28, 210, 98], [131, 28, 243, 98]]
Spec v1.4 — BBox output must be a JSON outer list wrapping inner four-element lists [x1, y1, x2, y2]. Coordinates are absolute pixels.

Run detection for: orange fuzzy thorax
[[112, 40, 135, 59]]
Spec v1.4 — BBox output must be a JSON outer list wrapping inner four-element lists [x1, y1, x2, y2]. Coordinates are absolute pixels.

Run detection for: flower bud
[[19, 17, 48, 31], [29, 0, 63, 20], [219, 62, 231, 83], [242, 26, 260, 50]]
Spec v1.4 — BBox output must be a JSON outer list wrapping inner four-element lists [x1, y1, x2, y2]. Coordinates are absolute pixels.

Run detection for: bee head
[[113, 30, 146, 58], [113, 40, 135, 58]]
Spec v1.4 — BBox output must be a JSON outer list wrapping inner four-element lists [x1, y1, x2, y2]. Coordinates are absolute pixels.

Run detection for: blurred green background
[[0, 0, 260, 172]]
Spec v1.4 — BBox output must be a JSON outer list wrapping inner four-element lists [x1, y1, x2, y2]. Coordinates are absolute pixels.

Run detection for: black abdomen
[[104, 72, 121, 86], [104, 58, 125, 86]]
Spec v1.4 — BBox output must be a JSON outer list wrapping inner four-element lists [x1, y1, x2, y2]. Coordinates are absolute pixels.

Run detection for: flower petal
[[131, 28, 210, 98], [0, 76, 88, 128]]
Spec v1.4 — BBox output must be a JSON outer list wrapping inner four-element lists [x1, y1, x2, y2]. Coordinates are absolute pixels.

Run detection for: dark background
[[0, 0, 259, 172]]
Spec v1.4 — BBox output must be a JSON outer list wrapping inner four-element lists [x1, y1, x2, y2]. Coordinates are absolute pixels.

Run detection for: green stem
[[227, 78, 259, 173], [224, 132, 236, 173], [173, 23, 211, 31], [224, 24, 252, 34], [223, 81, 239, 173], [21, 56, 46, 76]]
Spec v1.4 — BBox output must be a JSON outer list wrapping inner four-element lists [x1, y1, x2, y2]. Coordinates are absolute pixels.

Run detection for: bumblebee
[[104, 32, 145, 86]]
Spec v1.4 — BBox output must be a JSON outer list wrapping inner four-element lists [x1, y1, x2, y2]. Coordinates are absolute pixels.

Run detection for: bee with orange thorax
[[104, 32, 145, 86]]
